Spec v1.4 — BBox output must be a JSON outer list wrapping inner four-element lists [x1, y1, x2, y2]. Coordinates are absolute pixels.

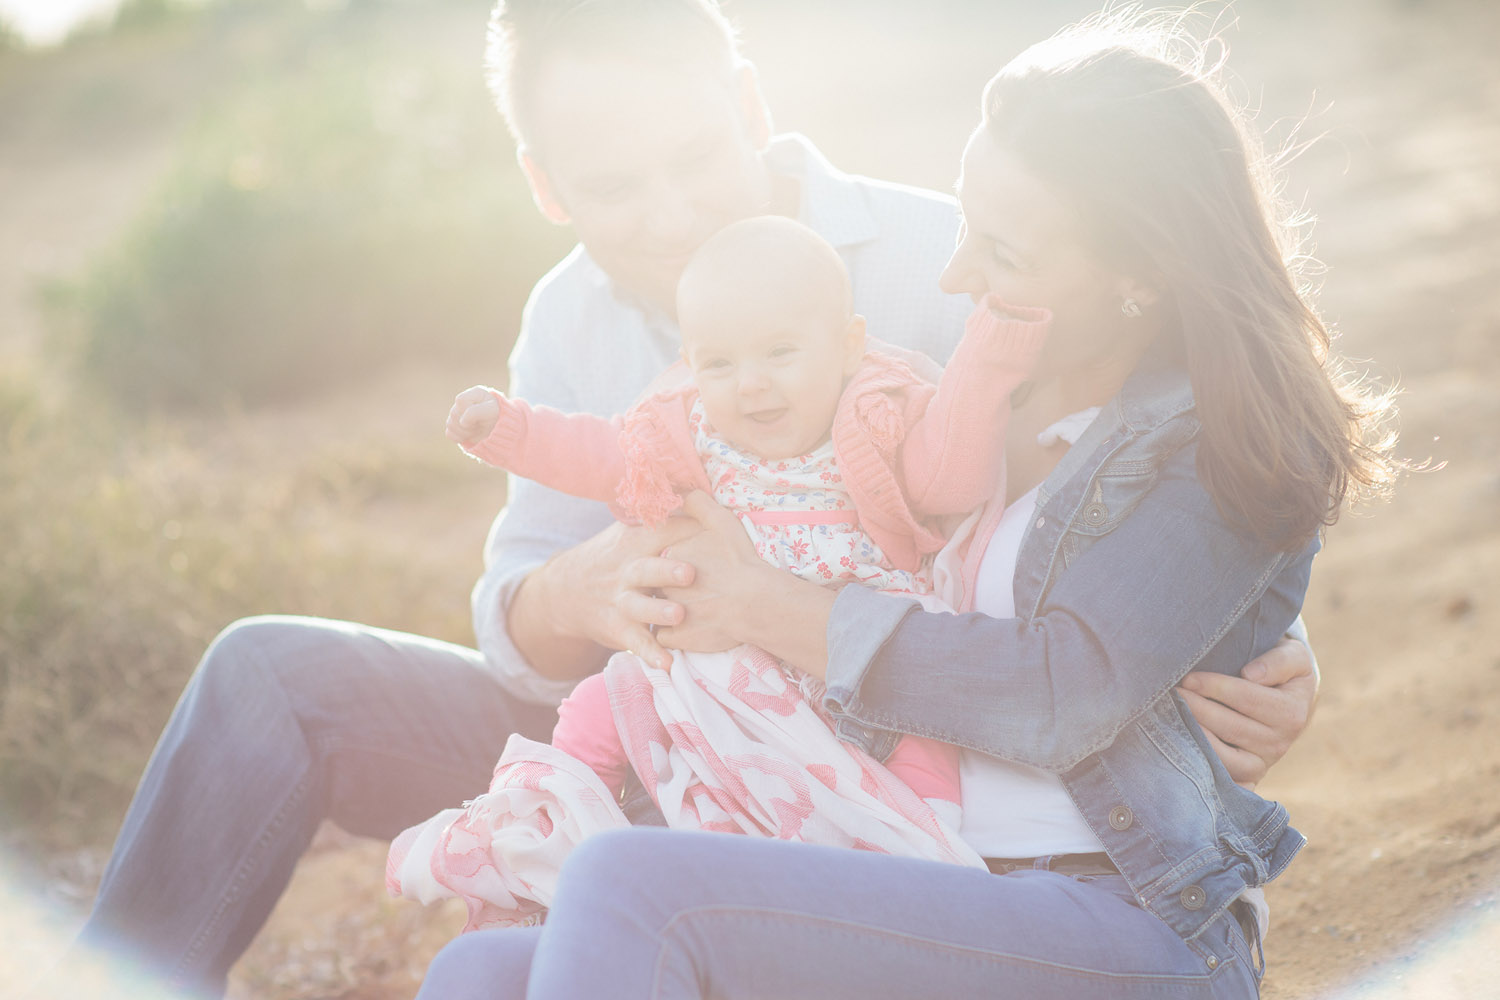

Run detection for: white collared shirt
[[472, 133, 971, 704]]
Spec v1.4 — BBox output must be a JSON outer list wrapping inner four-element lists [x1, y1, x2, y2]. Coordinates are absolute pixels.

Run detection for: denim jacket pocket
[[1059, 465, 1158, 569]]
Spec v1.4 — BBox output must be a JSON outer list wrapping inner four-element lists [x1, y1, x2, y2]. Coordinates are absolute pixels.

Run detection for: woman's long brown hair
[[982, 11, 1399, 550]]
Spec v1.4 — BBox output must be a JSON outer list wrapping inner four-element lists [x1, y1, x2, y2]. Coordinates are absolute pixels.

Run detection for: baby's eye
[[701, 357, 732, 371], [769, 345, 798, 359]]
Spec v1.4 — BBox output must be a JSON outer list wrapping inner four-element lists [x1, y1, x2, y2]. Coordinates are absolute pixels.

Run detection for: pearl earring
[[1121, 298, 1143, 319]]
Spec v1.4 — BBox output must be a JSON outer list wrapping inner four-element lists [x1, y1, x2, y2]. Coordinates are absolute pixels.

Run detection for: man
[[67, 2, 1316, 995]]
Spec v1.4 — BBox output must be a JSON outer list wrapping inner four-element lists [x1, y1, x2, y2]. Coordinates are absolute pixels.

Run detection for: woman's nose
[[939, 248, 985, 299]]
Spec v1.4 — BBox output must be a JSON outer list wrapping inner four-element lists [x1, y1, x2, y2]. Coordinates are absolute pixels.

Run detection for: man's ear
[[734, 62, 773, 150], [518, 149, 570, 225], [843, 314, 868, 375]]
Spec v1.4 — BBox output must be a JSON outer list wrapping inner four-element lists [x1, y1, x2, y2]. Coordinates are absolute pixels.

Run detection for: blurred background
[[0, 0, 1496, 996]]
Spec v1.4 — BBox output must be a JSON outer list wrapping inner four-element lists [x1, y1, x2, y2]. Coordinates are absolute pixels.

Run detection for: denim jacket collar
[[1036, 342, 1195, 513]]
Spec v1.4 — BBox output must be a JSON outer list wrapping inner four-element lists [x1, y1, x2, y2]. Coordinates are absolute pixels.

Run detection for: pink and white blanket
[[386, 641, 984, 931]]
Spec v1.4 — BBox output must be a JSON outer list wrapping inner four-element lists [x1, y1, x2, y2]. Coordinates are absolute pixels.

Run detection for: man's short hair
[[486, 0, 742, 151]]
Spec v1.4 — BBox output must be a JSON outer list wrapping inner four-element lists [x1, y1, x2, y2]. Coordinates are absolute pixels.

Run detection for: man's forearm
[[506, 557, 610, 683]]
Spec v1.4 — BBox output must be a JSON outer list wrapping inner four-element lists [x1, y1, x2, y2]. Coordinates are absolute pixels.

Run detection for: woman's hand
[[1176, 637, 1319, 789], [652, 492, 769, 654], [655, 492, 840, 677]]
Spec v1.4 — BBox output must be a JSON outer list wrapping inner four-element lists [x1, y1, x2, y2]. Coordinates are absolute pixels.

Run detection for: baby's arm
[[882, 734, 963, 830], [899, 299, 1051, 515], [450, 385, 630, 506]]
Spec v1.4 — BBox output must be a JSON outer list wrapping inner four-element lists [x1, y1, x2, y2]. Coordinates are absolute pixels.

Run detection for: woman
[[417, 13, 1397, 999]]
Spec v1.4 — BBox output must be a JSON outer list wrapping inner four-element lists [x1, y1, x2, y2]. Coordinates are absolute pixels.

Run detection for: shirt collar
[[765, 133, 880, 249]]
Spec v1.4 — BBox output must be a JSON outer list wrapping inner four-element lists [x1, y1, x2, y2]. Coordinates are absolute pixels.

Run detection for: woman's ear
[[1117, 273, 1162, 310], [843, 315, 868, 375], [518, 149, 570, 225], [734, 62, 773, 151]]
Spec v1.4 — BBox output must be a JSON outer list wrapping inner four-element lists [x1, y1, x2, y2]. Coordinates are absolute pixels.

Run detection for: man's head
[[676, 217, 867, 461], [487, 0, 776, 314]]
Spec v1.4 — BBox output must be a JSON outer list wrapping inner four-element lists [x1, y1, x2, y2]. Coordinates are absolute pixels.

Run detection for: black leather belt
[[984, 852, 1118, 877]]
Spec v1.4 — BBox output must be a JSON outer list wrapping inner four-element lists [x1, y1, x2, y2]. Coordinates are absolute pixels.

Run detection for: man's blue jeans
[[417, 827, 1263, 999], [72, 615, 560, 997]]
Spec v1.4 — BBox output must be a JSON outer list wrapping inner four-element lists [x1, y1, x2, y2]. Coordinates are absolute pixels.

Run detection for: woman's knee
[[554, 828, 680, 902], [564, 827, 677, 878], [417, 927, 539, 1000]]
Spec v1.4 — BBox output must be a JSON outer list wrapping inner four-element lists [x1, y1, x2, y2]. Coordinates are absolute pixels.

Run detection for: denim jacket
[[823, 349, 1314, 943]]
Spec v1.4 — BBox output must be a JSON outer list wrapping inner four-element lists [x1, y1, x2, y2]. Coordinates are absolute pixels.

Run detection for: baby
[[388, 217, 1049, 929]]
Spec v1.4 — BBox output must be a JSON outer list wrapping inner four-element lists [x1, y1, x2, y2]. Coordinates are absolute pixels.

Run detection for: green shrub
[[51, 12, 569, 411]]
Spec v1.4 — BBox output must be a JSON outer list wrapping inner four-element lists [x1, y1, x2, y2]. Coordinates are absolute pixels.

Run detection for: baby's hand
[[446, 385, 502, 445]]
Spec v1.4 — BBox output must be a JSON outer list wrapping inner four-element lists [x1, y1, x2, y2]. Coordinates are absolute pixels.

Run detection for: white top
[[957, 409, 1107, 858], [949, 407, 1271, 938], [471, 133, 972, 705]]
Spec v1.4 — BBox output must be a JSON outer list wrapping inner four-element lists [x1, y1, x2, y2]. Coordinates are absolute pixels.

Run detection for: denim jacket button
[[1205, 955, 1219, 970], [1108, 805, 1134, 831], [1035, 516, 1046, 529], [1083, 502, 1107, 524], [1180, 885, 1206, 910]]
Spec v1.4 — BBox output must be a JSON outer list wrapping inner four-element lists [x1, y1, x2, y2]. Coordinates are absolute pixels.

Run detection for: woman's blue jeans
[[418, 827, 1262, 1000], [71, 615, 559, 998]]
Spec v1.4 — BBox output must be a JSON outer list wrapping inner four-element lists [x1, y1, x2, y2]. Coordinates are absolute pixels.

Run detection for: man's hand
[[1177, 637, 1319, 789], [509, 517, 704, 678], [446, 386, 502, 445]]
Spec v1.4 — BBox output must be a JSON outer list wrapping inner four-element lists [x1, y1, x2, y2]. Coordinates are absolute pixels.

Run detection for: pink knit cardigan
[[466, 298, 1050, 573]]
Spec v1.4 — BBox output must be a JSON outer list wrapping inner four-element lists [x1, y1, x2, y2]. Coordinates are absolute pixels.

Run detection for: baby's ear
[[843, 315, 868, 375]]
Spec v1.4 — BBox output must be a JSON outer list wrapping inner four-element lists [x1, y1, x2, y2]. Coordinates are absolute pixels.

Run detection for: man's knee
[[197, 614, 359, 697], [183, 615, 349, 733]]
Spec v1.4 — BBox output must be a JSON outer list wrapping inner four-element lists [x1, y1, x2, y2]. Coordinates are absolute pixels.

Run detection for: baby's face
[[681, 296, 864, 461]]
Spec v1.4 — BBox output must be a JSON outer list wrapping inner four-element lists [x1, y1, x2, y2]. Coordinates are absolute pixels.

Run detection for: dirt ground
[[4, 1, 1498, 997]]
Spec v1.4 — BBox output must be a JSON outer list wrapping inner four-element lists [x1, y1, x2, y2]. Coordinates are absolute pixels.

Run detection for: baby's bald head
[[674, 216, 867, 461], [676, 216, 853, 341]]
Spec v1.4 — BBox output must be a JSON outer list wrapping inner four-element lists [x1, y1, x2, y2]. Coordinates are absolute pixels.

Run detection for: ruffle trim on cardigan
[[615, 388, 706, 525], [832, 354, 945, 572]]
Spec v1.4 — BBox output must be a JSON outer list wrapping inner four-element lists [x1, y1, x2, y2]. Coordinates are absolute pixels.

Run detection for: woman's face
[[941, 128, 1151, 375]]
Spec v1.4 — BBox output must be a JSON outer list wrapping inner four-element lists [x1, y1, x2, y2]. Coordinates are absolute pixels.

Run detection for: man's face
[[526, 53, 773, 315]]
